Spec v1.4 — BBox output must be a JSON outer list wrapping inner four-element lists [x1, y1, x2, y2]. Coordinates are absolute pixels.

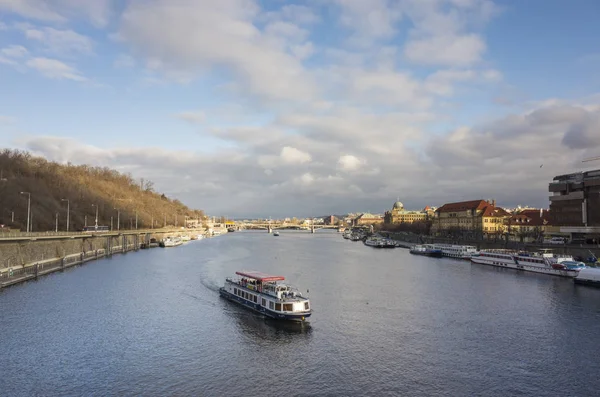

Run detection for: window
[[253, 295, 258, 303], [269, 301, 274, 309], [262, 298, 266, 306], [283, 304, 293, 311], [304, 302, 309, 310], [275, 303, 282, 311]]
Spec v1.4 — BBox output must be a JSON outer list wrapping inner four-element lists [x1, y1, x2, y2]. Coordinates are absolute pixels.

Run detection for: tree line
[[0, 149, 205, 232]]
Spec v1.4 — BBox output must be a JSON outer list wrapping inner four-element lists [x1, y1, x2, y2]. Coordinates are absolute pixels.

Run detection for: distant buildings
[[352, 212, 384, 226], [430, 199, 510, 237], [383, 201, 431, 224]]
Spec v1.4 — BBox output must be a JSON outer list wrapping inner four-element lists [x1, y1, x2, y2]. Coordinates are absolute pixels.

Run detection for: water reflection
[[224, 300, 313, 342]]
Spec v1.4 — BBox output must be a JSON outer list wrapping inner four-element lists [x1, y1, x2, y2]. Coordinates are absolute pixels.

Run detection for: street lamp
[[114, 207, 120, 230], [20, 192, 31, 233], [92, 204, 99, 230], [135, 210, 138, 230], [61, 199, 70, 232], [55, 212, 59, 232]]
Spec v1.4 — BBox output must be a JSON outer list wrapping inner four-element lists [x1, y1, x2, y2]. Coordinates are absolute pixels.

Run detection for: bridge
[[237, 223, 341, 233]]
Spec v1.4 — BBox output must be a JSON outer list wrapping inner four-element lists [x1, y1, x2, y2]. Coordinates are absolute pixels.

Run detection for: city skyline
[[1, 1, 600, 218]]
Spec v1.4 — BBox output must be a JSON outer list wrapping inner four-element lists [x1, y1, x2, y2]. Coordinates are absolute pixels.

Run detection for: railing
[[0, 228, 186, 239]]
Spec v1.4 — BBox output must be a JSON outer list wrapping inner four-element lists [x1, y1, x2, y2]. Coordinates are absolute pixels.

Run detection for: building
[[384, 201, 428, 224], [353, 213, 384, 226], [507, 209, 557, 242], [431, 199, 510, 237]]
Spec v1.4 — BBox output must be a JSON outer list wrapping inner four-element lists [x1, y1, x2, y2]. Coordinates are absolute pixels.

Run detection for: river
[[1, 230, 600, 396]]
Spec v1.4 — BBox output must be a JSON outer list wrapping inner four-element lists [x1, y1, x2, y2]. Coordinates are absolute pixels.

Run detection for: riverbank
[[0, 228, 221, 289]]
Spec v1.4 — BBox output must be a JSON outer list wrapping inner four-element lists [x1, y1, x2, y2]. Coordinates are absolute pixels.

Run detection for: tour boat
[[409, 244, 443, 257], [219, 271, 312, 321], [431, 244, 478, 259], [471, 249, 585, 277]]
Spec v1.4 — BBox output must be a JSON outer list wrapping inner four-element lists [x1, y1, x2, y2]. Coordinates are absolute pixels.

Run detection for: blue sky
[[1, 0, 600, 218]]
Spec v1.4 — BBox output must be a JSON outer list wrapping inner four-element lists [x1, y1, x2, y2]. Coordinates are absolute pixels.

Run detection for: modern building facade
[[549, 169, 600, 240]]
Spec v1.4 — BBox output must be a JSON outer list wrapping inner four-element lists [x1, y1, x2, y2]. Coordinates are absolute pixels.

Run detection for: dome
[[393, 201, 404, 210]]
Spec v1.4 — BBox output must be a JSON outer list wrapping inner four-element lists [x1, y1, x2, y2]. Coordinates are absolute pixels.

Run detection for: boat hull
[[219, 288, 311, 322], [410, 250, 443, 257], [471, 256, 578, 278]]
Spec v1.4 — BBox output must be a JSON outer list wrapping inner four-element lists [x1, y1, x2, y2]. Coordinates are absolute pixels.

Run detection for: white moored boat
[[431, 244, 478, 259], [219, 271, 312, 321], [574, 268, 600, 287], [471, 249, 585, 278], [163, 237, 183, 247]]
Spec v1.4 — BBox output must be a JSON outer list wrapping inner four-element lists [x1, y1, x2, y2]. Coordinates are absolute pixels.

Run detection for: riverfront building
[[549, 169, 600, 241], [431, 199, 510, 237], [383, 201, 430, 224]]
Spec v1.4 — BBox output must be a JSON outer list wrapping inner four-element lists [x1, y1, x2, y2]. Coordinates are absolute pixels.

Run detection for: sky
[[1, 0, 600, 218]]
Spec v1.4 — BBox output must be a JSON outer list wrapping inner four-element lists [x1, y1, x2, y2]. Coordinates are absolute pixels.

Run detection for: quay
[[0, 228, 220, 289]]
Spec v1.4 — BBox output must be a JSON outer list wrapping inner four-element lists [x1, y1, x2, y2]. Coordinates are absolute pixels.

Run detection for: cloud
[[1, 45, 29, 58], [113, 54, 136, 69], [405, 34, 486, 66], [0, 115, 16, 124], [280, 146, 312, 164], [116, 0, 316, 102], [0, 0, 113, 27], [25, 57, 86, 81], [23, 27, 93, 55], [175, 111, 206, 124], [337, 154, 364, 171], [334, 0, 403, 44]]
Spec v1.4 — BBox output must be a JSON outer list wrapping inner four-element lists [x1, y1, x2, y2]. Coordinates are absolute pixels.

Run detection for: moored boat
[[273, 231, 280, 236], [162, 236, 183, 247], [431, 244, 478, 259], [574, 268, 600, 287], [219, 271, 312, 321], [410, 244, 443, 257], [471, 249, 584, 278]]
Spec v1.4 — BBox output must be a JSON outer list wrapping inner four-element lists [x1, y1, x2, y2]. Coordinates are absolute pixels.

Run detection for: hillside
[[0, 149, 205, 232]]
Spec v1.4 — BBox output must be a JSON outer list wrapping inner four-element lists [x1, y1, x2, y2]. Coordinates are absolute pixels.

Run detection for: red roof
[[235, 271, 285, 282], [481, 206, 510, 217], [436, 200, 489, 213]]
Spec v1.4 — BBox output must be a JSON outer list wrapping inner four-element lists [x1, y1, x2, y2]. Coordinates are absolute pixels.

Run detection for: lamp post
[[115, 207, 120, 230], [61, 199, 70, 232], [135, 210, 138, 230], [20, 191, 31, 233], [55, 212, 59, 232], [164, 214, 166, 228], [92, 204, 99, 230]]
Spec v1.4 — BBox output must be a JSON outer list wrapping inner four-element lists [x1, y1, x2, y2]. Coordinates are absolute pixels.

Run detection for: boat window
[[269, 301, 274, 309], [262, 298, 266, 306], [283, 304, 293, 311], [234, 288, 238, 295], [304, 302, 309, 310], [275, 303, 282, 311], [253, 295, 258, 303]]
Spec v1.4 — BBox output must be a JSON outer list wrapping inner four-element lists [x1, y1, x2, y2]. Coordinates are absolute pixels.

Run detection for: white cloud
[[337, 154, 364, 171], [24, 27, 93, 55], [175, 111, 206, 124], [405, 34, 486, 66], [0, 0, 113, 26], [25, 57, 86, 81], [1, 45, 29, 58], [114, 54, 136, 69], [334, 0, 403, 44], [280, 146, 312, 164], [116, 0, 316, 102]]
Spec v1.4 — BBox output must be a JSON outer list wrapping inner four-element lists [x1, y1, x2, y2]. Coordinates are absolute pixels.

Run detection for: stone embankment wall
[[0, 232, 177, 270]]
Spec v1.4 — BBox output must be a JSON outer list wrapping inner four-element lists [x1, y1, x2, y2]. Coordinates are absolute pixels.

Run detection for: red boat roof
[[235, 271, 285, 282]]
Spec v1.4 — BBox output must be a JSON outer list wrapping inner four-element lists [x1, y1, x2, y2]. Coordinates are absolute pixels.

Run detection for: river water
[[1, 231, 600, 396]]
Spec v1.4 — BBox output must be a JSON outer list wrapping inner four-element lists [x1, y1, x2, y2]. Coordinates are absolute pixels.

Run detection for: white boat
[[219, 271, 312, 321], [163, 237, 183, 247], [195, 234, 204, 240], [431, 244, 478, 259], [273, 231, 280, 236], [364, 236, 395, 248], [471, 249, 585, 278], [180, 235, 191, 242], [410, 244, 443, 257], [574, 268, 600, 287]]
